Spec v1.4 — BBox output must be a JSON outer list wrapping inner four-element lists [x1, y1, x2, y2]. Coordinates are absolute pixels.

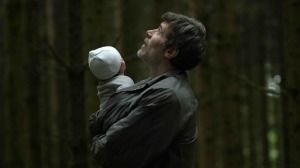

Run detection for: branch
[[226, 70, 300, 108], [112, 35, 121, 47], [45, 41, 72, 72], [228, 71, 269, 92]]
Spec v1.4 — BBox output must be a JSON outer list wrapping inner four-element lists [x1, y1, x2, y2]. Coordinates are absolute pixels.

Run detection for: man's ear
[[164, 48, 178, 59]]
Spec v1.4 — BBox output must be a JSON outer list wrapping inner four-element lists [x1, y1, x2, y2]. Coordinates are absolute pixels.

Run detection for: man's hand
[[119, 59, 126, 75]]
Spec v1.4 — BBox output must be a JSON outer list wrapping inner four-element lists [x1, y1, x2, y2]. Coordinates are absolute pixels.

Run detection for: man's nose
[[146, 29, 154, 38]]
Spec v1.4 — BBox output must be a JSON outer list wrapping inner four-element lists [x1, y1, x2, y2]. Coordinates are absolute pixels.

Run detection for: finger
[[119, 61, 126, 75]]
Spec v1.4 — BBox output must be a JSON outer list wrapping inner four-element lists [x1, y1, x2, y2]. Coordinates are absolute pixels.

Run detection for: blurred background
[[0, 0, 299, 168]]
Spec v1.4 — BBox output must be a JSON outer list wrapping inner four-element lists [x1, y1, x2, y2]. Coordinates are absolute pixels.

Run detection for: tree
[[282, 0, 300, 167], [0, 1, 6, 167], [235, 0, 270, 167], [67, 0, 88, 167], [4, 0, 30, 167], [24, 0, 45, 166], [48, 0, 70, 167]]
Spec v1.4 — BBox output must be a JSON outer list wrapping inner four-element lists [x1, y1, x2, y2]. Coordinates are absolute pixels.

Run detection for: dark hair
[[161, 12, 207, 70]]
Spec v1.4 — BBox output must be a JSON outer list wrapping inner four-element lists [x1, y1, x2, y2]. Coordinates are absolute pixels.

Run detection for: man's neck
[[149, 63, 176, 78]]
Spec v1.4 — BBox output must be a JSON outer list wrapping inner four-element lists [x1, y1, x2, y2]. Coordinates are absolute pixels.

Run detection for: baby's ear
[[164, 48, 178, 59], [119, 60, 126, 75]]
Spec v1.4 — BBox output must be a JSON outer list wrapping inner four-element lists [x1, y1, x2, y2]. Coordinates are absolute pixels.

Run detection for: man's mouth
[[140, 39, 147, 48]]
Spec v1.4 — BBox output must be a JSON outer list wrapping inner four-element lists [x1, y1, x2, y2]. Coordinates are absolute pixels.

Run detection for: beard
[[137, 44, 146, 59]]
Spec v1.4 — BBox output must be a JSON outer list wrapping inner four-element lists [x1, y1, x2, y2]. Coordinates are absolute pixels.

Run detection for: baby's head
[[88, 46, 122, 80]]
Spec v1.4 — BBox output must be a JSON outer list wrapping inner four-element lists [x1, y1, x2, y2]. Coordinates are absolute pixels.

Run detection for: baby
[[88, 46, 134, 109]]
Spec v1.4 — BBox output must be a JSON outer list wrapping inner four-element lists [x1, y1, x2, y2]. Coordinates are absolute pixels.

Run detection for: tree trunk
[[262, 0, 284, 168], [243, 1, 269, 168], [217, 0, 242, 167], [37, 1, 52, 167], [191, 2, 213, 168], [5, 0, 30, 167], [192, 0, 220, 167], [24, 0, 44, 167], [0, 1, 6, 167], [282, 0, 300, 167], [50, 0, 70, 167], [67, 0, 88, 167]]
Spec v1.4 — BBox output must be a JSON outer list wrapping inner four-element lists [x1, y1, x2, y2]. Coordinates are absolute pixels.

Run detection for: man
[[89, 11, 207, 168]]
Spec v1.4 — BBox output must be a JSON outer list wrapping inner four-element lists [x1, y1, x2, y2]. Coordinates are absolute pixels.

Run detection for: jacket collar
[[121, 70, 184, 92]]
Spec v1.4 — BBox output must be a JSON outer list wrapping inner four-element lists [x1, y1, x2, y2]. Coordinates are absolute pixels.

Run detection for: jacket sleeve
[[90, 88, 182, 167], [88, 110, 100, 141]]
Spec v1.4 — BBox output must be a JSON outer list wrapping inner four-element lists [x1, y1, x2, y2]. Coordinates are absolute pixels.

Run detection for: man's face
[[137, 21, 170, 65]]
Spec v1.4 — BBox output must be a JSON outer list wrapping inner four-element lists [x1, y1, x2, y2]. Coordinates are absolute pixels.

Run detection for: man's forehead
[[160, 22, 169, 29], [160, 22, 170, 35]]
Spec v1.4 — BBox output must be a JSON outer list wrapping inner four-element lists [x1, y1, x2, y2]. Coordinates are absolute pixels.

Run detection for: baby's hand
[[119, 59, 126, 75]]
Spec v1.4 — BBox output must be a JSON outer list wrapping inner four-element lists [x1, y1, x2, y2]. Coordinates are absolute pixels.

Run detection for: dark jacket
[[89, 70, 198, 168]]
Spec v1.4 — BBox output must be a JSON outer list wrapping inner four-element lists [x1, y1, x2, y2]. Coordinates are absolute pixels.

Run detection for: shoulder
[[150, 71, 189, 92], [148, 72, 197, 108], [141, 73, 187, 102]]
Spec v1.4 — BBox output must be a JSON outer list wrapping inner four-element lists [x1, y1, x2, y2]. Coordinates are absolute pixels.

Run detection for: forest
[[0, 0, 299, 168]]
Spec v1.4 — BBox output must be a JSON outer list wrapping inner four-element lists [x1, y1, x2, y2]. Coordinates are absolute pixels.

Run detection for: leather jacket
[[89, 70, 198, 168]]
